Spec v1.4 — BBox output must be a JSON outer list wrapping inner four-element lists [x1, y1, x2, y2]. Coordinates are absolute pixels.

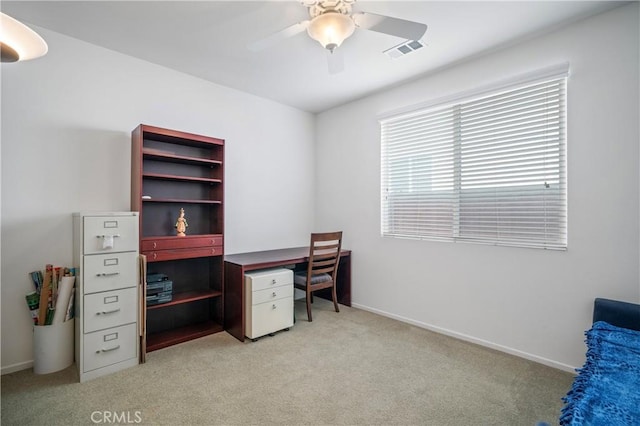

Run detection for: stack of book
[[146, 273, 172, 306]]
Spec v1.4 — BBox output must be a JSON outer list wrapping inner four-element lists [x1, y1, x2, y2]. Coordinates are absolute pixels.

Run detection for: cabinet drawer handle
[[271, 279, 277, 285], [212, 248, 216, 254], [153, 242, 157, 249], [96, 272, 120, 277], [272, 292, 277, 297], [97, 308, 121, 315], [97, 345, 120, 353], [152, 253, 157, 260], [96, 234, 120, 239], [272, 304, 277, 310]]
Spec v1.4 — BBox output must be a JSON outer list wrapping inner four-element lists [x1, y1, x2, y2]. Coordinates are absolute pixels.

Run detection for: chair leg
[[306, 290, 313, 322], [332, 285, 340, 313]]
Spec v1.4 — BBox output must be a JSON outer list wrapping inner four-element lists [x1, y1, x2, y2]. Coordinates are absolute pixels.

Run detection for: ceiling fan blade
[[353, 12, 427, 41], [327, 49, 344, 75], [247, 20, 310, 52]]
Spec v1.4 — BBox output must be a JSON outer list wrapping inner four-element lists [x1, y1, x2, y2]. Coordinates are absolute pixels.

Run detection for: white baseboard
[[1, 360, 33, 375], [351, 302, 578, 373]]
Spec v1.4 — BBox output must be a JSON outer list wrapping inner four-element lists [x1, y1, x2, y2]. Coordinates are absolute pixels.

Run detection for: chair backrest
[[307, 231, 343, 283]]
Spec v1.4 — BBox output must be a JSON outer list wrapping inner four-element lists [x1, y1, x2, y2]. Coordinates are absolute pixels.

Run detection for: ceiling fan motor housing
[[306, 0, 356, 18]]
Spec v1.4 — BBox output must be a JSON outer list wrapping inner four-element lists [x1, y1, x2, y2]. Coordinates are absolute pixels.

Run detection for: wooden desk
[[224, 247, 352, 341]]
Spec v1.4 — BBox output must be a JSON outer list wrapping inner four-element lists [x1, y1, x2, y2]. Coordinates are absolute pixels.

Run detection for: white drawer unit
[[83, 287, 138, 333], [83, 252, 138, 294], [73, 212, 140, 382], [245, 268, 293, 340], [82, 215, 139, 255], [251, 285, 294, 305], [83, 323, 137, 373]]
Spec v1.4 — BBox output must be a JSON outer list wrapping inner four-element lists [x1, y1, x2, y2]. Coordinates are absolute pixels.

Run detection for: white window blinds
[[381, 75, 567, 250]]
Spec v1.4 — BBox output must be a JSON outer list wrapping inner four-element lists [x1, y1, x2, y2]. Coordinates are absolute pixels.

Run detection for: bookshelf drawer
[[83, 252, 138, 294], [83, 215, 138, 255], [141, 235, 222, 251], [83, 323, 137, 372], [143, 246, 222, 262], [84, 287, 137, 333]]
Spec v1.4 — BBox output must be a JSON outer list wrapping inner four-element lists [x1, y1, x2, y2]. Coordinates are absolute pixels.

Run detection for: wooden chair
[[294, 231, 343, 322]]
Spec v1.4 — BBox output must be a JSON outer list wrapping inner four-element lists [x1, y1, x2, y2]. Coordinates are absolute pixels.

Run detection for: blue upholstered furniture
[[592, 297, 640, 331], [560, 298, 640, 425]]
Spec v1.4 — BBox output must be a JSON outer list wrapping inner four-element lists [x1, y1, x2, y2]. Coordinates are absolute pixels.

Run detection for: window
[[381, 74, 567, 250]]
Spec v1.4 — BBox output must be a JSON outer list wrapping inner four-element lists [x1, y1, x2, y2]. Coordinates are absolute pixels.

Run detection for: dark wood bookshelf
[[132, 124, 225, 354]]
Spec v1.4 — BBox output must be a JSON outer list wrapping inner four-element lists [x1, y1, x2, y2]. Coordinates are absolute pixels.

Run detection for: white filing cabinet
[[73, 212, 140, 382], [245, 268, 294, 340]]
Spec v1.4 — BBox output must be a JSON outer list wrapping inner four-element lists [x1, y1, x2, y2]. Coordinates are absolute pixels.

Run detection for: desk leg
[[336, 255, 351, 307], [224, 262, 245, 342], [315, 254, 351, 307]]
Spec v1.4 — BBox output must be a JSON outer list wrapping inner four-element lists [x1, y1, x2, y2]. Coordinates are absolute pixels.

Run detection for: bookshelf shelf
[[147, 289, 222, 310], [146, 321, 224, 352], [142, 149, 223, 167], [142, 172, 222, 185], [142, 198, 222, 204]]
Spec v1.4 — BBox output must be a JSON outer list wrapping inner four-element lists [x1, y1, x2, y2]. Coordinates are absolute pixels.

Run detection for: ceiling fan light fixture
[[307, 12, 355, 52], [1, 12, 48, 62]]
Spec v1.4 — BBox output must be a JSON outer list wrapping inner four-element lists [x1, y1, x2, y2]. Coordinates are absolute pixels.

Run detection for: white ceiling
[[2, 1, 627, 113]]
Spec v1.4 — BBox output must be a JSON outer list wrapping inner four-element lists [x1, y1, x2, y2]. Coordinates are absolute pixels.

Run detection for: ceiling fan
[[248, 0, 428, 73]]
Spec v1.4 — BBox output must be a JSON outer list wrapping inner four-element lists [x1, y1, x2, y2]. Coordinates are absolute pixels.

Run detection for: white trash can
[[33, 318, 74, 374]]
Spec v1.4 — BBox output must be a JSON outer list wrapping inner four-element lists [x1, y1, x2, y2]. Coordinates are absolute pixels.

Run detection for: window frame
[[380, 65, 568, 250]]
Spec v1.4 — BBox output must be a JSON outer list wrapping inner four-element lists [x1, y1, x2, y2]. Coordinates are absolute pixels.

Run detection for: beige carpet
[[1, 299, 574, 425]]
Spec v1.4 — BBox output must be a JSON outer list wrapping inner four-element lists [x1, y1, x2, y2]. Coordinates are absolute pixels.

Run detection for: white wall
[[1, 28, 316, 372], [315, 3, 639, 370]]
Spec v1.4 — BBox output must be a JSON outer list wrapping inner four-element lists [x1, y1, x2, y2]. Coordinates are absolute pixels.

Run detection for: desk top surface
[[224, 246, 351, 269]]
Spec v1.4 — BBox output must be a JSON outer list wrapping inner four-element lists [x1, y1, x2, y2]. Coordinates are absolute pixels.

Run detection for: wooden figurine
[[175, 208, 188, 237]]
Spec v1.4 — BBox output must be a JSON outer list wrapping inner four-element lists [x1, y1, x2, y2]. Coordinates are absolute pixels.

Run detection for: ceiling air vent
[[384, 40, 425, 59]]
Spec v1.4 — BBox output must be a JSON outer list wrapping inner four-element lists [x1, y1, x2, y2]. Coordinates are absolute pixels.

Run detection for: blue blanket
[[560, 321, 640, 425]]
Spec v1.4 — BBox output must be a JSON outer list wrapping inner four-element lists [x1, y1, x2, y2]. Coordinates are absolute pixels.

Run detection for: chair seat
[[294, 272, 332, 286]]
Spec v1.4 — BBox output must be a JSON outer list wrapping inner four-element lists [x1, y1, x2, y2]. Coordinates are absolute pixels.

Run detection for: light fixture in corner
[[1, 12, 48, 63]]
